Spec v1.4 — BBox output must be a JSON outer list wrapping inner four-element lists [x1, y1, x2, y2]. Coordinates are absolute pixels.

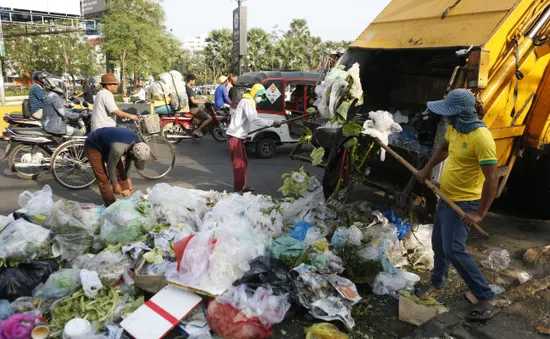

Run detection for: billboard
[[0, 0, 81, 16], [232, 6, 248, 56], [81, 0, 107, 16]]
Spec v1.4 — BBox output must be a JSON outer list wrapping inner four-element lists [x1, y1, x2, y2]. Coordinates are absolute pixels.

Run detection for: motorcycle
[[1, 103, 91, 180], [159, 102, 230, 144], [2, 100, 90, 130]]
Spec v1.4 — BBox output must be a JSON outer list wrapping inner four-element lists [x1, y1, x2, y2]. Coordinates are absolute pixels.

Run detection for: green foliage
[[4, 24, 100, 78], [279, 167, 311, 196], [311, 146, 325, 166], [102, 0, 172, 95], [342, 122, 362, 138]]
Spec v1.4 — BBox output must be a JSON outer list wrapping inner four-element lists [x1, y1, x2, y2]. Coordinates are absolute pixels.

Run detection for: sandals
[[468, 301, 501, 320], [415, 284, 444, 299]]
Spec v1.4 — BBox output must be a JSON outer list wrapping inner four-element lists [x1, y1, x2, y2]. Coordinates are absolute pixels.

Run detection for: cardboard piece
[[399, 295, 446, 326], [166, 276, 226, 297], [121, 285, 202, 339]]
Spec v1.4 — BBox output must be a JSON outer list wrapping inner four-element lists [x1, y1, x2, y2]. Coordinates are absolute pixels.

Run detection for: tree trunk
[[121, 49, 127, 97]]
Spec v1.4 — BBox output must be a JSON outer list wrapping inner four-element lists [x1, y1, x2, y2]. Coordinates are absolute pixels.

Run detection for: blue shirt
[[214, 84, 231, 109], [29, 83, 46, 113], [85, 127, 140, 156]]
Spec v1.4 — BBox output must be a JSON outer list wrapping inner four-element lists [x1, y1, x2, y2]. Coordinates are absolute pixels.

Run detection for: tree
[[102, 0, 170, 95], [203, 29, 232, 82], [247, 28, 274, 72], [4, 24, 100, 80]]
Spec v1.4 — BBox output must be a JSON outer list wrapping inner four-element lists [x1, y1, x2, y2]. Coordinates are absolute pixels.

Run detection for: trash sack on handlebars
[[0, 260, 59, 301]]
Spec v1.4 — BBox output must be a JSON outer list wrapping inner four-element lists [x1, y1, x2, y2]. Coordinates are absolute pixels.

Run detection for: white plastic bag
[[18, 185, 54, 218], [84, 251, 130, 286], [358, 247, 379, 261], [361, 111, 403, 161], [0, 214, 14, 231], [372, 271, 420, 297], [403, 224, 434, 270], [100, 199, 157, 245], [216, 285, 291, 325], [0, 219, 51, 260], [481, 249, 510, 271], [80, 270, 103, 298], [45, 199, 96, 261], [310, 296, 355, 330]]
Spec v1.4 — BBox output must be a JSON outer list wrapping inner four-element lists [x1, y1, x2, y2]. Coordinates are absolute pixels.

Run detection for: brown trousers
[[85, 147, 131, 207]]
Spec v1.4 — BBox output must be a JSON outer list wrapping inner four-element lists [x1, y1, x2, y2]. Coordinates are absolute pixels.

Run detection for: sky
[[162, 0, 392, 43]]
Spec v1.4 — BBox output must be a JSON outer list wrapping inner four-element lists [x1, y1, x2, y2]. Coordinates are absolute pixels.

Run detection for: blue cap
[[427, 89, 476, 116]]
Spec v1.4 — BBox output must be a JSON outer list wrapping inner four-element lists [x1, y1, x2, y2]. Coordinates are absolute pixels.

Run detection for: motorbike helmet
[[250, 84, 267, 104], [32, 71, 50, 85], [44, 76, 65, 95]]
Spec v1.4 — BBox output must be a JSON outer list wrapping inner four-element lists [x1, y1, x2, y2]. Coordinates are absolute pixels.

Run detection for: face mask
[[255, 96, 263, 104]]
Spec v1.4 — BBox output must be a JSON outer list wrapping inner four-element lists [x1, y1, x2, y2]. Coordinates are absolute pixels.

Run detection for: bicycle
[[51, 114, 176, 189]]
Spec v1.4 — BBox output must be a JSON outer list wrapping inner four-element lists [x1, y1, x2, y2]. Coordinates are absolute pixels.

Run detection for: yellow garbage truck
[[301, 0, 550, 216]]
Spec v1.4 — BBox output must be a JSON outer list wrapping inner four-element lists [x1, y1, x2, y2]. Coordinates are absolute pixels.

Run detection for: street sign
[[232, 6, 248, 57], [82, 0, 107, 17]]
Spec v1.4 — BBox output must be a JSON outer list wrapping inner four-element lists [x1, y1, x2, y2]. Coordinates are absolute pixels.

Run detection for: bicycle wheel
[[136, 135, 175, 180], [51, 140, 96, 189]]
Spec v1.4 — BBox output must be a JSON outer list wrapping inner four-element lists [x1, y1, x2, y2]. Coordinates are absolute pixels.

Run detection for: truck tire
[[534, 154, 550, 218]]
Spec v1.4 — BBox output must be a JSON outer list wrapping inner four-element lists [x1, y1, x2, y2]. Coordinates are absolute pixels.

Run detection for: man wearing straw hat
[[415, 89, 499, 320], [91, 73, 138, 131]]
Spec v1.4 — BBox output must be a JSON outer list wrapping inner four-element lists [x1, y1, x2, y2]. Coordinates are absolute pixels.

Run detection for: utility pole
[[0, 18, 5, 106], [237, 0, 242, 76]]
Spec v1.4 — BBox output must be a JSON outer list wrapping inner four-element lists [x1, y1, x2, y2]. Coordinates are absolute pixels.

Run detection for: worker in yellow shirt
[[415, 89, 499, 321]]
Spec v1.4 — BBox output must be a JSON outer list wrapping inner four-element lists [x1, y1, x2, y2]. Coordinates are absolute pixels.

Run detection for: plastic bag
[[33, 269, 81, 299], [347, 225, 363, 246], [361, 111, 403, 161], [0, 300, 13, 320], [292, 265, 333, 309], [206, 300, 272, 339], [381, 209, 411, 240], [517, 272, 531, 284], [304, 227, 324, 245], [403, 224, 434, 270], [18, 185, 54, 219], [217, 285, 291, 325], [305, 322, 349, 339], [282, 186, 324, 225], [233, 256, 293, 297], [489, 284, 505, 295], [289, 221, 311, 242], [0, 215, 14, 232], [0, 219, 51, 261], [84, 251, 129, 286], [331, 228, 348, 249], [481, 249, 510, 271], [147, 183, 210, 230], [310, 296, 355, 330], [267, 236, 306, 260], [148, 81, 172, 101], [1, 313, 36, 339], [0, 261, 58, 301], [359, 247, 379, 261], [45, 199, 96, 261], [100, 199, 157, 245], [372, 271, 420, 297], [80, 270, 103, 299], [171, 231, 216, 289], [325, 274, 361, 305]]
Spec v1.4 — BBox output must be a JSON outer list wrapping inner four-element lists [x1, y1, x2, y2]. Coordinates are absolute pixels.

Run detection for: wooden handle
[[247, 112, 318, 136], [375, 139, 490, 239]]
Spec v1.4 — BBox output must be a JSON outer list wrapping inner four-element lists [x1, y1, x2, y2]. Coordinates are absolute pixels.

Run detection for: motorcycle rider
[[214, 75, 231, 110], [74, 78, 95, 104], [226, 84, 281, 193], [185, 74, 213, 137], [91, 73, 138, 131], [42, 76, 83, 136], [29, 71, 48, 120], [85, 127, 153, 207]]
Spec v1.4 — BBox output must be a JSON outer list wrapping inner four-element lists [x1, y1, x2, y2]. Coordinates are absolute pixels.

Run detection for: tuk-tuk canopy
[[236, 71, 322, 86]]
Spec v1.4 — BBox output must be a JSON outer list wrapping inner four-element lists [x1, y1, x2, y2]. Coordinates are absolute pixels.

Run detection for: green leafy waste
[[279, 167, 311, 197], [311, 146, 325, 166]]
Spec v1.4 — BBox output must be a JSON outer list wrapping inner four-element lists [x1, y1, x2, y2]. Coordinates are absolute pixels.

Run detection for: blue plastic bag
[[289, 221, 311, 242], [331, 227, 348, 249], [381, 209, 411, 240], [0, 300, 13, 320]]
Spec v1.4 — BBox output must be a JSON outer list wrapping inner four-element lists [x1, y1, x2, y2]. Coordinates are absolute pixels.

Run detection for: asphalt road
[[0, 138, 322, 215]]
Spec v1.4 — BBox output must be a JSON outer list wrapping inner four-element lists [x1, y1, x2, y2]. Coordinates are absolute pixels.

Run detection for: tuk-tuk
[[230, 71, 323, 158]]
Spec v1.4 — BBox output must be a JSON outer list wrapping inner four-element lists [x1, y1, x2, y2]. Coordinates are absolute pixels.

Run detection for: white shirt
[[226, 96, 272, 139], [135, 88, 146, 101], [91, 89, 118, 131]]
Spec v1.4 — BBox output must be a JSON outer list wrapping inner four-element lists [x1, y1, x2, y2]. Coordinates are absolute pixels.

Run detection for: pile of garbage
[[0, 175, 435, 339]]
